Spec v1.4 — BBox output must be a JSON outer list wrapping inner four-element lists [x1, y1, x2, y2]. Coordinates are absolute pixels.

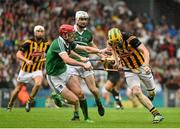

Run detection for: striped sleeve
[[57, 38, 66, 52], [51, 39, 66, 54], [19, 40, 31, 52]]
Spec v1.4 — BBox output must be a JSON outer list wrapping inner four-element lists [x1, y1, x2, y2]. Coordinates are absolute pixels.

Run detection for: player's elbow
[[16, 51, 22, 59], [62, 56, 72, 64]]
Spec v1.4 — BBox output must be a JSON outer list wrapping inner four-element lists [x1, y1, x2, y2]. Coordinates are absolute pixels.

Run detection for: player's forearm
[[70, 50, 83, 59], [83, 46, 101, 53], [141, 47, 150, 65], [138, 44, 150, 66], [143, 51, 150, 65], [63, 56, 84, 67], [16, 51, 29, 62], [112, 47, 119, 64]]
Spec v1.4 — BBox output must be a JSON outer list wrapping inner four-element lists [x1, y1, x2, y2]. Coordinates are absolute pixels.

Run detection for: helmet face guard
[[108, 28, 123, 46], [75, 11, 89, 28]]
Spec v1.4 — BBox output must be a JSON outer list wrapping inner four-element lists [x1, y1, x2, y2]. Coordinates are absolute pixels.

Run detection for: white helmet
[[34, 25, 44, 33], [75, 11, 89, 19]]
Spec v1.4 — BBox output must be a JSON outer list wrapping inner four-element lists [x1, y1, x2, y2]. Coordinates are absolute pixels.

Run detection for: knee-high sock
[[80, 99, 88, 120], [111, 88, 120, 102]]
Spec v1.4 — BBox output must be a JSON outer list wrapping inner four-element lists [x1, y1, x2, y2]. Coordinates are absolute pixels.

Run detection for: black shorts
[[107, 71, 121, 85]]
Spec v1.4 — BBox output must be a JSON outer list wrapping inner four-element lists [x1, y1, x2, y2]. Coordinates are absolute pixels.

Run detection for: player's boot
[[153, 114, 164, 124], [115, 101, 124, 110], [51, 92, 63, 107], [96, 99, 105, 116], [7, 107, 12, 112], [71, 111, 80, 121], [84, 118, 94, 123], [7, 103, 13, 112], [97, 103, 105, 116], [25, 99, 33, 112]]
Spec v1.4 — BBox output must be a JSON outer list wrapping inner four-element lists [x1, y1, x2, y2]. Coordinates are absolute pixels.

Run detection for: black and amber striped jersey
[[19, 38, 49, 73], [113, 32, 144, 69]]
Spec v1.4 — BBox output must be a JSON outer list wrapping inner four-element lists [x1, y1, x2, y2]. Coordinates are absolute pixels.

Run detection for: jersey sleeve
[[129, 37, 141, 48], [70, 42, 77, 50], [123, 32, 141, 48], [52, 39, 66, 54], [88, 32, 93, 46], [19, 41, 30, 52]]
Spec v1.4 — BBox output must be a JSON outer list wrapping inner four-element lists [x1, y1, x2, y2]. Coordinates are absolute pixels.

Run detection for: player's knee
[[90, 88, 98, 95], [16, 83, 23, 92], [77, 90, 85, 99], [105, 86, 112, 92], [132, 86, 142, 96], [72, 97, 79, 105]]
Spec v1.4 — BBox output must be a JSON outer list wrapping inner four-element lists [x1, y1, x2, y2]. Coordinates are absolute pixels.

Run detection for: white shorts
[[124, 66, 155, 91], [46, 67, 72, 94], [17, 70, 43, 83], [68, 62, 94, 78]]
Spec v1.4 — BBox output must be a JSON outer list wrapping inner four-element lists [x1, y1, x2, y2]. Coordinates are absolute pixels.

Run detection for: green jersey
[[46, 36, 77, 76], [71, 26, 93, 61]]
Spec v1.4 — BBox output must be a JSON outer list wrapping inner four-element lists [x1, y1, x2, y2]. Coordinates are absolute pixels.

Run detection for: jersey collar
[[74, 24, 87, 35]]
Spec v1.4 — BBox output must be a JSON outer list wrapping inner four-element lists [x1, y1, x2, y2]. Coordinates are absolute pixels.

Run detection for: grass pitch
[[0, 107, 180, 128]]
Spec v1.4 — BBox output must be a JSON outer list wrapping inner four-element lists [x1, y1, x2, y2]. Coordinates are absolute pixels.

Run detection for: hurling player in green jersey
[[68, 11, 105, 117], [46, 24, 107, 122]]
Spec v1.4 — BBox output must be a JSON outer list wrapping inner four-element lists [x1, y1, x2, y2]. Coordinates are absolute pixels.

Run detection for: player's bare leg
[[25, 76, 42, 112], [132, 86, 164, 123], [102, 90, 111, 107], [84, 75, 105, 116], [126, 88, 140, 108], [7, 82, 24, 111], [105, 80, 124, 109], [61, 86, 80, 120], [68, 76, 93, 122], [114, 78, 124, 109]]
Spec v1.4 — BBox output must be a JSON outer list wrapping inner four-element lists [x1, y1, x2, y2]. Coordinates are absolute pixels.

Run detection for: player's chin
[[79, 24, 86, 28], [36, 36, 43, 39]]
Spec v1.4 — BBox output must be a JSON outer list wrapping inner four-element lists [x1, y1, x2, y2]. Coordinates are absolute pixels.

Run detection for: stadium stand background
[[0, 0, 179, 108]]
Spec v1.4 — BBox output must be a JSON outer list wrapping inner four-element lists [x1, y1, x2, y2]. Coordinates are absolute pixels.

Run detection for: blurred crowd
[[0, 0, 179, 93]]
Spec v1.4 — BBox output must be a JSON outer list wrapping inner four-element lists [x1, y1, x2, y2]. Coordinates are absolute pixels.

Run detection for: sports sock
[[28, 96, 34, 102], [150, 107, 160, 116], [73, 111, 79, 117], [80, 99, 88, 120], [95, 98, 102, 107], [111, 88, 120, 102]]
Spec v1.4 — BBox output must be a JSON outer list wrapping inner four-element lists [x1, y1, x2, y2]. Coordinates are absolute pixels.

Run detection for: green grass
[[0, 107, 180, 128]]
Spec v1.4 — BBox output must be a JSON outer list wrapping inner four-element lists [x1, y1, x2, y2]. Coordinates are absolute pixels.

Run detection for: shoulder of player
[[51, 37, 65, 46], [23, 39, 33, 44], [122, 32, 137, 41], [42, 39, 50, 45]]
